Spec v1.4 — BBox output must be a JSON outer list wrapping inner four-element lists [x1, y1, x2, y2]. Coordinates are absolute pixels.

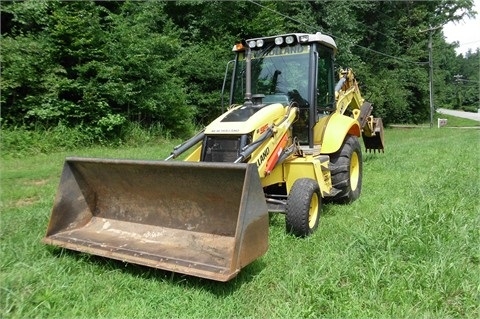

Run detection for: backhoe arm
[[334, 68, 385, 153], [335, 68, 364, 116]]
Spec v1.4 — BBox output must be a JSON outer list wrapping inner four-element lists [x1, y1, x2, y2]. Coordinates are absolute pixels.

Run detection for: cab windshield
[[231, 44, 311, 107]]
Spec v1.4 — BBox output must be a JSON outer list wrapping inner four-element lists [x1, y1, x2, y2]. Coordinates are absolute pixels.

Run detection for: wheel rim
[[350, 151, 360, 191], [308, 193, 319, 229]]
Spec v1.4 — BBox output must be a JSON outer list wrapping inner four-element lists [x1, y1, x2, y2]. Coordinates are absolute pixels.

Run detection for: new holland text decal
[[257, 147, 270, 167]]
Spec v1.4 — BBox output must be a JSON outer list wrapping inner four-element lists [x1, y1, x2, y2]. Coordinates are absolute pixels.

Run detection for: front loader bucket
[[43, 158, 269, 282], [362, 118, 385, 153]]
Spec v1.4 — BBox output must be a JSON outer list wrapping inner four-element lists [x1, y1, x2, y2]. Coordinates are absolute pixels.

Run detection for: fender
[[315, 113, 361, 154]]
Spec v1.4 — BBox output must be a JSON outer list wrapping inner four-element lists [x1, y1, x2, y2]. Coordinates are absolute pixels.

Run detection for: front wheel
[[328, 135, 363, 204], [285, 178, 322, 237]]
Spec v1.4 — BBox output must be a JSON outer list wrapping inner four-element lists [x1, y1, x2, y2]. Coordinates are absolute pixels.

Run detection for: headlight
[[285, 35, 295, 44], [256, 39, 264, 48], [274, 37, 284, 45], [248, 40, 256, 48]]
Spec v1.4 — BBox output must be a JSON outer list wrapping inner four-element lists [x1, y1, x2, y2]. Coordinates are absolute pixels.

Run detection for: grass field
[[1, 123, 479, 318]]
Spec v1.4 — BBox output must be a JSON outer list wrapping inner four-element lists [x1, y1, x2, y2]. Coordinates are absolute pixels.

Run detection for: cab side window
[[317, 46, 335, 111]]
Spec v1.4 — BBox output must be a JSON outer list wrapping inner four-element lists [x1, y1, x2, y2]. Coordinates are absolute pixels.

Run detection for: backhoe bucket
[[43, 158, 269, 282], [362, 118, 385, 153]]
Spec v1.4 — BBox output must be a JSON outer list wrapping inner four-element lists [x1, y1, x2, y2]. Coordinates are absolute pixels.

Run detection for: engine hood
[[205, 103, 287, 135]]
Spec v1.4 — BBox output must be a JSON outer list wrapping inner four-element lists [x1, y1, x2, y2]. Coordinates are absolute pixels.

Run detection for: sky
[[442, 0, 480, 55]]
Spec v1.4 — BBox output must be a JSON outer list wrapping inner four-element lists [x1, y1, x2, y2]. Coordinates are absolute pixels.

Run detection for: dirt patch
[[23, 179, 50, 186], [14, 196, 40, 208]]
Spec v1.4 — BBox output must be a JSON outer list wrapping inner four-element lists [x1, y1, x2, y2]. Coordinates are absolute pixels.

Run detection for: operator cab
[[229, 33, 337, 146]]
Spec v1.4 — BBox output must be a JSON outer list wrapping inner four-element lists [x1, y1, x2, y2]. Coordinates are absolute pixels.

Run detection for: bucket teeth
[[362, 134, 384, 153], [365, 147, 385, 153]]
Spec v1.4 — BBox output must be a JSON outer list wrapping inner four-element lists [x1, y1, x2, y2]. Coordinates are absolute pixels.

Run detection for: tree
[[1, 0, 477, 139], [454, 49, 480, 110], [1, 0, 195, 138]]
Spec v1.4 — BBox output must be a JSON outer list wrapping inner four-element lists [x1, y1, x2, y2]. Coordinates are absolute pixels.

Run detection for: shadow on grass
[[363, 151, 385, 163], [46, 244, 266, 295], [43, 205, 338, 295]]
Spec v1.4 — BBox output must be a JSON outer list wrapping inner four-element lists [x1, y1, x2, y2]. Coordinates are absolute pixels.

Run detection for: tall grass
[[0, 122, 186, 159], [1, 126, 479, 318]]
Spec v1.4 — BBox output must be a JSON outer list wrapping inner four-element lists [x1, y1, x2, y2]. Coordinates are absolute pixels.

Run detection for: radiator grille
[[202, 136, 241, 162]]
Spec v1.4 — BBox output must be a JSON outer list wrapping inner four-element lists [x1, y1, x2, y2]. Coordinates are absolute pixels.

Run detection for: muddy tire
[[328, 135, 362, 204], [286, 178, 322, 237]]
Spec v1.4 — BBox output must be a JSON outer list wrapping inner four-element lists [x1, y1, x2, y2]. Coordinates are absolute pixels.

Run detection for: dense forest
[[1, 0, 478, 140]]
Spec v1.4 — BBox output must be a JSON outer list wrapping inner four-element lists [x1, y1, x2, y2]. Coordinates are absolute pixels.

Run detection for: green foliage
[[1, 0, 194, 139], [1, 124, 93, 158], [0, 0, 477, 136], [0, 121, 182, 159], [454, 49, 480, 110]]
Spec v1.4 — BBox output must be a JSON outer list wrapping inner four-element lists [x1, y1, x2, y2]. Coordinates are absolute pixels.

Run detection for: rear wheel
[[328, 135, 363, 204], [286, 178, 322, 237]]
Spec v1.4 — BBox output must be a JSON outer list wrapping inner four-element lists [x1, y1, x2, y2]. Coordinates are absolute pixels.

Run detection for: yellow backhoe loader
[[43, 32, 384, 282]]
